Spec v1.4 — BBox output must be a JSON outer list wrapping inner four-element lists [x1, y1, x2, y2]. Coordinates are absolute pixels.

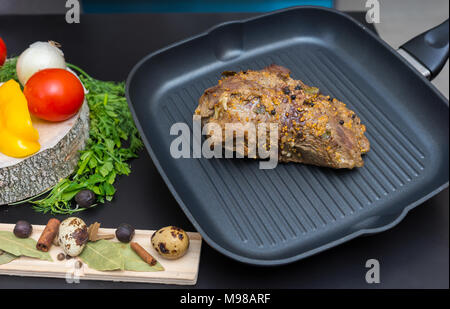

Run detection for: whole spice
[[13, 220, 33, 238], [115, 223, 135, 243], [116, 242, 164, 272], [0, 231, 52, 261], [79, 239, 124, 271], [87, 222, 114, 241], [75, 189, 96, 208], [36, 218, 60, 252], [130, 242, 157, 266], [0, 249, 18, 265], [57, 252, 65, 261]]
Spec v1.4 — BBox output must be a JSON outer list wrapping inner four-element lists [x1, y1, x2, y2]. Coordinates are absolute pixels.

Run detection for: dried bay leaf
[[0, 249, 18, 265], [79, 239, 124, 271], [0, 231, 52, 261], [115, 243, 164, 272]]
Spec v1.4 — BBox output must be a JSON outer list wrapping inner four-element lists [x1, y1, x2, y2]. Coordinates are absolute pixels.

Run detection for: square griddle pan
[[126, 7, 449, 265]]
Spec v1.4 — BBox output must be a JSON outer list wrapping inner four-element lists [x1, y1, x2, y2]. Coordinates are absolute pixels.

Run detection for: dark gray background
[[0, 11, 448, 288]]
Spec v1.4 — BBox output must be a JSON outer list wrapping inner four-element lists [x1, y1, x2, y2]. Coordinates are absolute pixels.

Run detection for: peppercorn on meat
[[194, 64, 369, 169]]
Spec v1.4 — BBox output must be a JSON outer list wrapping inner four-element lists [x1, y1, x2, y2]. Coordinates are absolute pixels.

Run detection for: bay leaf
[[0, 249, 18, 265], [79, 239, 124, 271], [115, 243, 164, 272], [0, 231, 53, 261]]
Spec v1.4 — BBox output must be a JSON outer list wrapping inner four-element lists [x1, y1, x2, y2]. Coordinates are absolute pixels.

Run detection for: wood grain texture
[[0, 101, 89, 205], [0, 223, 202, 285]]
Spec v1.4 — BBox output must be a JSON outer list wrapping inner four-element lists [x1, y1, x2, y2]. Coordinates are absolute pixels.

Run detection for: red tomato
[[0, 37, 6, 66], [24, 68, 85, 122]]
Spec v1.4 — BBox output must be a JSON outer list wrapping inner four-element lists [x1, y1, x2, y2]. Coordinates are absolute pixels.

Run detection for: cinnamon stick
[[36, 218, 60, 252], [130, 242, 157, 266]]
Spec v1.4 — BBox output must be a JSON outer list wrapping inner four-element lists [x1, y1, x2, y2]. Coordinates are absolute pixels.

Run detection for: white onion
[[16, 41, 66, 86]]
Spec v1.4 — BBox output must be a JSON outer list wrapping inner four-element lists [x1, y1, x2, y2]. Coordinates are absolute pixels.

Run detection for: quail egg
[[58, 217, 88, 257], [151, 226, 189, 260]]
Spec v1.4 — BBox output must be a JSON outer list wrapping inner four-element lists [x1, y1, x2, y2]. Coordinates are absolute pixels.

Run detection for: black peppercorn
[[271, 110, 276, 115], [75, 189, 96, 208], [295, 85, 301, 90], [13, 220, 33, 238], [352, 114, 356, 119], [57, 253, 66, 261], [282, 86, 290, 95], [339, 120, 344, 125], [290, 95, 296, 100], [115, 223, 135, 243]]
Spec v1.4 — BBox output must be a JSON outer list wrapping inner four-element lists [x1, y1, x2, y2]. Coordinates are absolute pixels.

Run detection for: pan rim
[[125, 5, 449, 266]]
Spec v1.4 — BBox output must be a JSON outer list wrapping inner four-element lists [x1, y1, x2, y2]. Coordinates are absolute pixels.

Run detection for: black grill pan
[[126, 7, 449, 265]]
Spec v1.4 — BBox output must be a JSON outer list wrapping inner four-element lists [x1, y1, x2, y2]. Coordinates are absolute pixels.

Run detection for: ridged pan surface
[[126, 7, 449, 265]]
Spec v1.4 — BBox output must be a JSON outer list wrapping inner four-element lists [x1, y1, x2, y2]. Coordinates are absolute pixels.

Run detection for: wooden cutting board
[[0, 223, 202, 285]]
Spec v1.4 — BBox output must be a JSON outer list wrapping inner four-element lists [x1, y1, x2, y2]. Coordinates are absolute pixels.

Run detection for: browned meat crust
[[194, 64, 370, 169]]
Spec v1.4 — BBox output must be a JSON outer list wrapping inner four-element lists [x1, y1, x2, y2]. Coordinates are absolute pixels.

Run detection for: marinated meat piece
[[194, 64, 369, 169]]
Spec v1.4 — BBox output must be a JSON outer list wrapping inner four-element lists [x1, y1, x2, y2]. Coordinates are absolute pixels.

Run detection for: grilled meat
[[194, 64, 370, 169]]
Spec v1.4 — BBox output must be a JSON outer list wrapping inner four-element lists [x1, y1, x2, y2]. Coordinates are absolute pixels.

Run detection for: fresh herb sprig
[[0, 57, 18, 83], [0, 59, 143, 214]]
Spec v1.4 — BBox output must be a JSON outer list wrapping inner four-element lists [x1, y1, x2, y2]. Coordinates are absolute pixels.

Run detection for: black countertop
[[0, 12, 448, 289]]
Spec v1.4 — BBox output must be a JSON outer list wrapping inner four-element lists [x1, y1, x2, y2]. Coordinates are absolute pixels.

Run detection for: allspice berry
[[115, 223, 135, 243], [13, 220, 33, 238]]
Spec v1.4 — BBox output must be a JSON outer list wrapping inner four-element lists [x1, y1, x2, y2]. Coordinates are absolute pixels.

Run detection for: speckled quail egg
[[58, 217, 89, 257], [151, 226, 189, 260]]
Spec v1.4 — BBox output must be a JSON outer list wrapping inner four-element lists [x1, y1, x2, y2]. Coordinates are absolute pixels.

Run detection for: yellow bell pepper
[[0, 79, 40, 158]]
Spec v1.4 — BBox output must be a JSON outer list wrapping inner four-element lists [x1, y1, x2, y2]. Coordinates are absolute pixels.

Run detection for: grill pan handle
[[398, 19, 449, 80]]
